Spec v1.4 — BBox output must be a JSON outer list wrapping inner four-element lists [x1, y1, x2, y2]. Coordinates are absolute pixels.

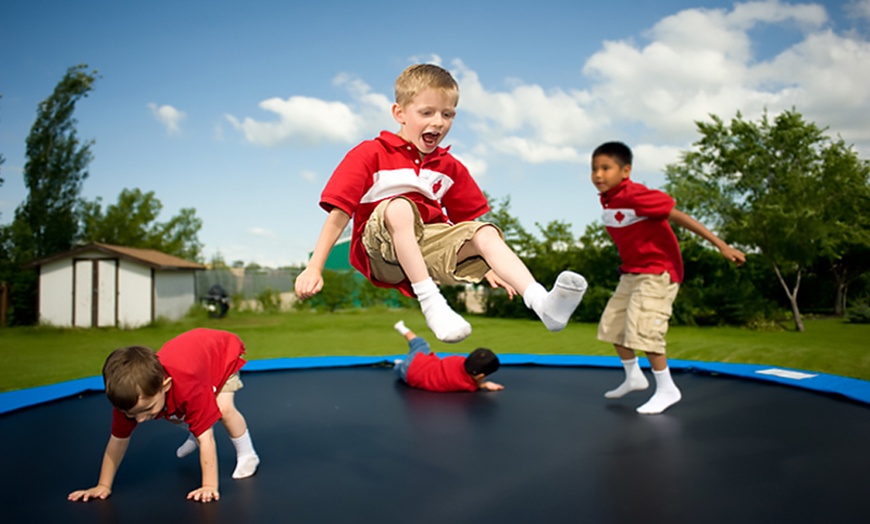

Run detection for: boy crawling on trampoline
[[68, 328, 260, 504], [392, 320, 503, 392], [295, 63, 587, 344]]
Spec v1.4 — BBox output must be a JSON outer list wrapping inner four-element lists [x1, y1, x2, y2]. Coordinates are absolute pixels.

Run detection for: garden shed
[[28, 243, 205, 328]]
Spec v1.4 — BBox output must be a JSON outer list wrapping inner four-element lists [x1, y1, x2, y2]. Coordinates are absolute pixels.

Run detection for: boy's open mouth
[[422, 132, 439, 147]]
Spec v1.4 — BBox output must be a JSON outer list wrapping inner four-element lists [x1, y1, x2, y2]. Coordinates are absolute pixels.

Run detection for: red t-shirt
[[320, 131, 490, 296], [600, 179, 683, 283], [406, 352, 479, 392], [111, 328, 247, 438]]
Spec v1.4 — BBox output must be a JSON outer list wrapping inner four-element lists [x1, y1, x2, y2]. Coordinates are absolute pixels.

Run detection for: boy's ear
[[622, 163, 632, 180], [162, 376, 172, 392], [472, 373, 486, 382], [391, 103, 406, 126]]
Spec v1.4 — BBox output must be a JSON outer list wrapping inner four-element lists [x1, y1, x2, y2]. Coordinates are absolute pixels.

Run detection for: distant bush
[[256, 288, 282, 313], [846, 303, 870, 324]]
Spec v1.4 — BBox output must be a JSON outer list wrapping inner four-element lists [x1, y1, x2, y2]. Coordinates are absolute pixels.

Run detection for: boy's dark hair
[[102, 346, 165, 411], [592, 141, 633, 167], [464, 348, 500, 377]]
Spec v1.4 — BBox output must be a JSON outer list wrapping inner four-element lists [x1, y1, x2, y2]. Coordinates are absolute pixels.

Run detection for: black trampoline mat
[[1, 366, 868, 523]]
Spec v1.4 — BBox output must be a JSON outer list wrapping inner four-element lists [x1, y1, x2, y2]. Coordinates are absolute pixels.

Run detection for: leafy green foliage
[[664, 109, 870, 331], [79, 188, 203, 261], [255, 288, 282, 313], [18, 64, 98, 260], [0, 65, 98, 325], [846, 303, 870, 324]]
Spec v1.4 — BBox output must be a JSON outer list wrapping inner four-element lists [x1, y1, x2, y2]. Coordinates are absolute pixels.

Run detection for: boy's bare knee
[[384, 198, 413, 218], [472, 225, 502, 246]]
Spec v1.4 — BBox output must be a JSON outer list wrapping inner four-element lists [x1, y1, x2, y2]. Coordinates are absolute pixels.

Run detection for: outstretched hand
[[294, 268, 324, 300], [68, 485, 111, 502], [483, 270, 517, 299], [187, 485, 220, 503], [720, 245, 746, 266], [479, 381, 504, 391]]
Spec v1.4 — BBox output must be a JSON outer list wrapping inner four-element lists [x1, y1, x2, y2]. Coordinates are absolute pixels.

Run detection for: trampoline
[[1, 355, 868, 524]]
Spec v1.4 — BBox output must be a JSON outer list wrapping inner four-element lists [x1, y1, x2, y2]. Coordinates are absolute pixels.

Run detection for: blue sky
[[2, 0, 869, 267]]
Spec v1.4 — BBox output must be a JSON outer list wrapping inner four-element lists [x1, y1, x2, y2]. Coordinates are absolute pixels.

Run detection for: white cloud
[[299, 170, 318, 183], [443, 61, 596, 164], [451, 151, 487, 179], [148, 103, 186, 135], [227, 76, 393, 147], [226, 1, 870, 173], [846, 0, 870, 21], [248, 227, 275, 239], [579, 0, 870, 156]]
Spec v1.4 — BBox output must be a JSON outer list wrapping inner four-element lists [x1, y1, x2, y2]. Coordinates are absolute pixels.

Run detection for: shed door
[[73, 259, 118, 327]]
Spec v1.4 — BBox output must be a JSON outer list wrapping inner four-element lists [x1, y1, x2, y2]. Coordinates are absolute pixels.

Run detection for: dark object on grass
[[203, 284, 230, 318]]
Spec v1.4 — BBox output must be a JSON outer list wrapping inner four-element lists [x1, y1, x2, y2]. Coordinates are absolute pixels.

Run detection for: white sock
[[605, 358, 649, 398], [523, 271, 588, 331], [394, 320, 410, 336], [412, 278, 471, 343], [637, 367, 682, 415], [231, 429, 260, 479], [176, 433, 198, 458]]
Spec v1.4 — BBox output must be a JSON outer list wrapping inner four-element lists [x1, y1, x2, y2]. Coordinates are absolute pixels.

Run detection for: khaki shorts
[[362, 197, 500, 286], [597, 272, 680, 354], [219, 372, 244, 393]]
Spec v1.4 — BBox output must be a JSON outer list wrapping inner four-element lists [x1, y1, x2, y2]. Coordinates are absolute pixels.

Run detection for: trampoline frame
[[3, 354, 869, 414]]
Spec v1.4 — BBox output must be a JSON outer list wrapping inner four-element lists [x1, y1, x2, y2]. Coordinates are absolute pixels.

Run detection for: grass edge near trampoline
[[0, 310, 868, 393]]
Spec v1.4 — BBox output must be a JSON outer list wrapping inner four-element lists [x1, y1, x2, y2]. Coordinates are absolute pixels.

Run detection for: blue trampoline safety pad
[[2, 354, 869, 415]]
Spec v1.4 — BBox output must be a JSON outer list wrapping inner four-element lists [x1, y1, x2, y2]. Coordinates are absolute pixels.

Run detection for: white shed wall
[[155, 271, 196, 321], [73, 260, 93, 328], [117, 261, 152, 328], [97, 259, 117, 327], [39, 259, 73, 327]]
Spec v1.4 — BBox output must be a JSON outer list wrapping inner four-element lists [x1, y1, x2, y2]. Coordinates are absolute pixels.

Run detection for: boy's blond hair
[[102, 346, 166, 410], [395, 64, 459, 107]]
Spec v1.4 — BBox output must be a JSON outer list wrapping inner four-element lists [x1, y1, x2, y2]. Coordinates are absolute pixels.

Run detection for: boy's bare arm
[[68, 435, 130, 502], [187, 428, 219, 503], [669, 208, 746, 265], [295, 208, 351, 299]]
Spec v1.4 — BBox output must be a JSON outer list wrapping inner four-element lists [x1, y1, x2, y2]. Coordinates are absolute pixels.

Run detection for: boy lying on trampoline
[[294, 63, 587, 344], [392, 320, 503, 392], [68, 328, 260, 504]]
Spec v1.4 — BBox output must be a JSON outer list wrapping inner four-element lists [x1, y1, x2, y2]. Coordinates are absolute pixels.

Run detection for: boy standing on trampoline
[[68, 328, 260, 504], [591, 142, 745, 414], [392, 320, 503, 392], [295, 63, 587, 344]]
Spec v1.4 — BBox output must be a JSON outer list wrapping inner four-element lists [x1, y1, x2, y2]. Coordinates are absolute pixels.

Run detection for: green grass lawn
[[1, 308, 868, 393]]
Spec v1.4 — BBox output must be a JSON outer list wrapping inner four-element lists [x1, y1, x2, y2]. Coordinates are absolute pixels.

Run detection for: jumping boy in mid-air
[[591, 141, 745, 414], [392, 320, 503, 392], [68, 328, 260, 503], [295, 63, 587, 344]]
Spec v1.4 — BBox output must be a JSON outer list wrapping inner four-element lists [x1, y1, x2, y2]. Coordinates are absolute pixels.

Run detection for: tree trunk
[[772, 262, 804, 332], [835, 282, 847, 317]]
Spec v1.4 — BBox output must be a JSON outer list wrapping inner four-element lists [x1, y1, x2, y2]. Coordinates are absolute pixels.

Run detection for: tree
[[664, 109, 869, 331], [1, 94, 5, 210], [80, 188, 204, 261], [16, 64, 98, 260], [0, 65, 98, 325], [814, 139, 870, 315]]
